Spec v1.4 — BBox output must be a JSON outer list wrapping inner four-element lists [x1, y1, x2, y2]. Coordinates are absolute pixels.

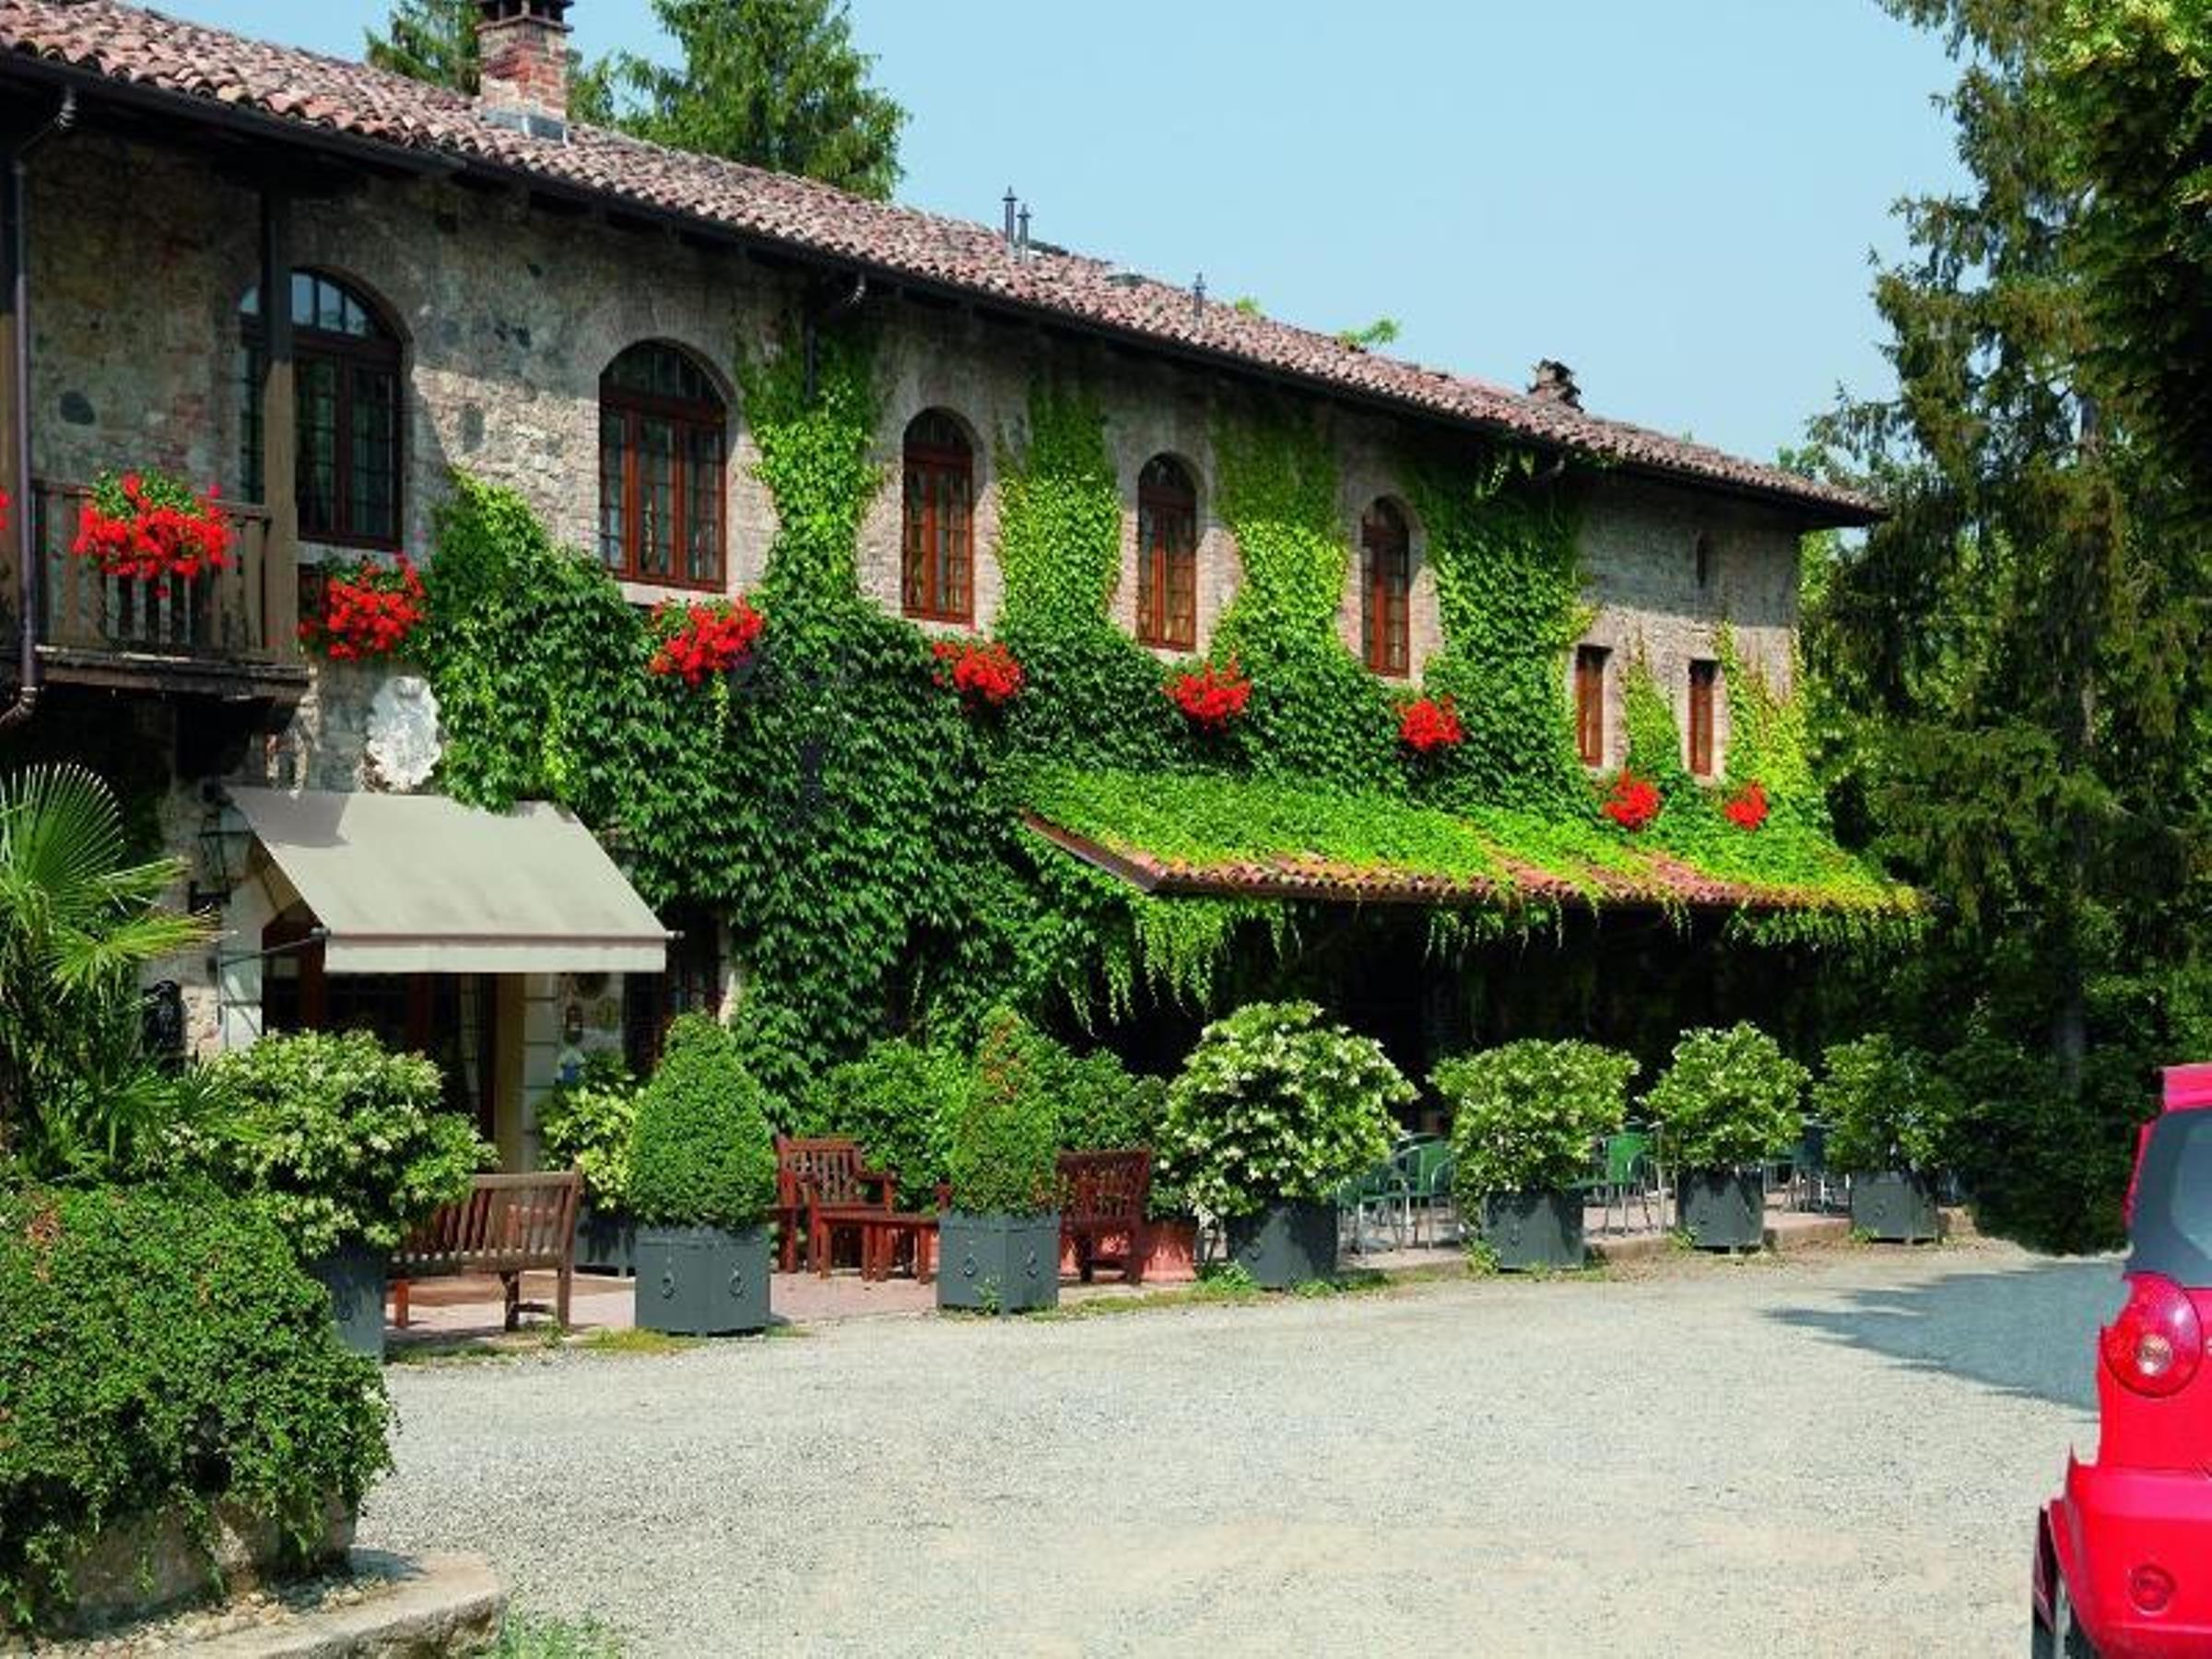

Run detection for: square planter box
[[1677, 1169, 1766, 1251], [1224, 1199, 1338, 1290], [305, 1241, 389, 1360], [635, 1223, 771, 1335], [574, 1206, 638, 1277], [937, 1211, 1061, 1314], [1478, 1188, 1585, 1271], [1849, 1171, 1941, 1243]]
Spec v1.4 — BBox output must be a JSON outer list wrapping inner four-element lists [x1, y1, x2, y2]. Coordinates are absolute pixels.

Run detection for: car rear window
[[2129, 1111, 2212, 1286]]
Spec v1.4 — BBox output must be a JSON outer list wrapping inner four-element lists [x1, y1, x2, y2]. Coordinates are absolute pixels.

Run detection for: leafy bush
[[0, 1184, 391, 1629], [1815, 1033, 1962, 1175], [1159, 1001, 1411, 1218], [190, 1030, 489, 1258], [1643, 1023, 1808, 1171], [626, 1015, 778, 1230], [793, 1037, 968, 1203], [944, 1011, 1061, 1216], [1435, 1040, 1638, 1199], [538, 1052, 640, 1209], [0, 764, 213, 1181]]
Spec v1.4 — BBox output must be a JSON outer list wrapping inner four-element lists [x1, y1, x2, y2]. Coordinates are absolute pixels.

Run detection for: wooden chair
[[389, 1170, 582, 1331], [1059, 1149, 1151, 1285], [773, 1135, 897, 1273]]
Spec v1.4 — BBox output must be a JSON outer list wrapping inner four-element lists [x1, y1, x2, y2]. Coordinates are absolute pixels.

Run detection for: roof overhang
[[230, 787, 668, 974]]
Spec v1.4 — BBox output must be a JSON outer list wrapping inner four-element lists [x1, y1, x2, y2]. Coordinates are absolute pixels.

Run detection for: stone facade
[[15, 126, 1807, 1158]]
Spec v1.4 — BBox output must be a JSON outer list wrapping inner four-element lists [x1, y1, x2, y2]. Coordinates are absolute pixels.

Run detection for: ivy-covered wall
[[414, 303, 1909, 1106]]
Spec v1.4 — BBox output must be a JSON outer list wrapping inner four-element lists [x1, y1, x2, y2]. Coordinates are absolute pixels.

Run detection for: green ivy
[[418, 303, 1913, 1097], [1210, 408, 1398, 790]]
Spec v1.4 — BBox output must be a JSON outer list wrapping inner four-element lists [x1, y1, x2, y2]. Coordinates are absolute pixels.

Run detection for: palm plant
[[0, 764, 213, 1175]]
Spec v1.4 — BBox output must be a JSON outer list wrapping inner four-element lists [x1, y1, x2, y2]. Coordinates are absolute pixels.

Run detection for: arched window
[[901, 410, 973, 622], [1360, 499, 1412, 676], [1136, 455, 1198, 649], [598, 344, 725, 587], [239, 271, 403, 547]]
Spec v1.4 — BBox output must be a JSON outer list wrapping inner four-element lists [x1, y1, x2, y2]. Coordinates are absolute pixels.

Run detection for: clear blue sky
[[158, 0, 1965, 465]]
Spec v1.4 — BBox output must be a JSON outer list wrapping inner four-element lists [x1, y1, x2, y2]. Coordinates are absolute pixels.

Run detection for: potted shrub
[[1643, 1023, 1809, 1251], [1436, 1040, 1638, 1270], [1816, 1033, 1959, 1243], [538, 1052, 641, 1276], [1159, 1002, 1410, 1289], [627, 1014, 779, 1335], [194, 1030, 488, 1358], [937, 1011, 1063, 1315]]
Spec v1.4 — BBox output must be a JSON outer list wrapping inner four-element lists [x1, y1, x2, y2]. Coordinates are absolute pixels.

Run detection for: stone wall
[[27, 131, 1806, 759], [19, 128, 1814, 1117]]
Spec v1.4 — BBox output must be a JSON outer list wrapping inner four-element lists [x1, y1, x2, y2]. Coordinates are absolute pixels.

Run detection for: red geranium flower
[[930, 637, 1024, 708], [71, 468, 232, 583], [1398, 695, 1464, 755], [1724, 781, 1771, 831], [299, 555, 428, 662], [1165, 658, 1252, 732], [648, 597, 765, 686], [1603, 770, 1661, 831]]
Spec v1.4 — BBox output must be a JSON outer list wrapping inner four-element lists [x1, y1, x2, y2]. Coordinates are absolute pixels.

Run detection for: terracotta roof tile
[[0, 0, 1879, 523]]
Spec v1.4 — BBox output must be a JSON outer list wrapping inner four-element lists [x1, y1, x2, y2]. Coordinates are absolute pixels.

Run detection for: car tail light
[[2102, 1274, 2204, 1397]]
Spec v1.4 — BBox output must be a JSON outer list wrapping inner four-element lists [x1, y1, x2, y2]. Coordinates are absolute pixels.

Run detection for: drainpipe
[[801, 271, 868, 402], [0, 90, 77, 736]]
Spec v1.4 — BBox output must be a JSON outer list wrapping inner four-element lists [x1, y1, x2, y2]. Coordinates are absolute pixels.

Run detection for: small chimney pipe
[[1003, 189, 1018, 245]]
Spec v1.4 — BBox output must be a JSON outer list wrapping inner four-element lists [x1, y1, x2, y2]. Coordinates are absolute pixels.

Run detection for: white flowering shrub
[[1159, 1001, 1411, 1217]]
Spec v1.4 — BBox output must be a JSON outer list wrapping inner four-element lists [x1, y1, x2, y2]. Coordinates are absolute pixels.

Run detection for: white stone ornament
[[365, 675, 443, 792]]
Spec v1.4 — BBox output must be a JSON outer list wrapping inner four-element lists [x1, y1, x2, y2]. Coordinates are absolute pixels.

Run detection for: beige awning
[[230, 788, 669, 975]]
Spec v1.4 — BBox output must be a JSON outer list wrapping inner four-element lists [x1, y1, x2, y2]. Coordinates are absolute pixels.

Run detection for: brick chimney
[[477, 0, 572, 141], [1528, 359, 1583, 410]]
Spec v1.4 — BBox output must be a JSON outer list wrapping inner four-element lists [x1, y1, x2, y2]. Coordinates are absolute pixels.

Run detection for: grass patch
[[383, 1328, 561, 1367], [571, 1326, 700, 1358], [492, 1609, 624, 1657]]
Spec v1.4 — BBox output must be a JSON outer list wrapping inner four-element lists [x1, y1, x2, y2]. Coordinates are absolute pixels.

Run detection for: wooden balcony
[[25, 478, 308, 702]]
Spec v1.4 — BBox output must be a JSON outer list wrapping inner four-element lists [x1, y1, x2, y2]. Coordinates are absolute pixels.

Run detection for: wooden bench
[[389, 1170, 582, 1332], [1060, 1149, 1151, 1285], [774, 1135, 896, 1274]]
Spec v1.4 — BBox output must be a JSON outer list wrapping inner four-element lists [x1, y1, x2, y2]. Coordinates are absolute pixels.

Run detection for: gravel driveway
[[359, 1240, 2116, 1658]]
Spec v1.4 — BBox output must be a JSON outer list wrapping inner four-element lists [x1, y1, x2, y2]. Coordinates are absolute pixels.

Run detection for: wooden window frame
[[624, 908, 723, 1076], [1360, 501, 1412, 677], [1575, 644, 1610, 767], [240, 272, 404, 551], [1688, 658, 1720, 777], [900, 416, 975, 623], [598, 348, 726, 590], [1135, 458, 1198, 651]]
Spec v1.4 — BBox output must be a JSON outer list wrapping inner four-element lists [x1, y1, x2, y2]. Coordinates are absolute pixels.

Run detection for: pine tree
[[1806, 0, 2211, 1250], [366, 0, 480, 94], [604, 0, 905, 199]]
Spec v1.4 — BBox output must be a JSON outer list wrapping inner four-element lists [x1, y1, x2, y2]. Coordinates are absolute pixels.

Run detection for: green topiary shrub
[[0, 1183, 391, 1630], [537, 1052, 641, 1210], [944, 1010, 1061, 1216], [1816, 1033, 1962, 1175], [1435, 1040, 1638, 1200], [1159, 1001, 1411, 1218], [188, 1030, 490, 1258], [626, 1015, 778, 1230], [793, 1037, 968, 1203], [1643, 1023, 1809, 1171]]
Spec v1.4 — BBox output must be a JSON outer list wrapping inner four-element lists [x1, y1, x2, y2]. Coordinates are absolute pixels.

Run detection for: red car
[[2033, 1065, 2212, 1657]]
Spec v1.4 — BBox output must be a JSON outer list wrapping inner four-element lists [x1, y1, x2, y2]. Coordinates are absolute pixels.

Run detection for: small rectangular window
[[1688, 659, 1720, 777], [1575, 645, 1609, 767]]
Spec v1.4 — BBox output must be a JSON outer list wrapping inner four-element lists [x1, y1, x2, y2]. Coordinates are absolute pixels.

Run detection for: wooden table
[[859, 1212, 939, 1284]]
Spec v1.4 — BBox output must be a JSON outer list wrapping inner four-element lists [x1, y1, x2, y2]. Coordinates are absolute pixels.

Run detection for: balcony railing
[[27, 478, 304, 696]]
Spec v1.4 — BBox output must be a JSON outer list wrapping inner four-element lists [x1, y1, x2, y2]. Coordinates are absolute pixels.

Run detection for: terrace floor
[[384, 1197, 1863, 1347]]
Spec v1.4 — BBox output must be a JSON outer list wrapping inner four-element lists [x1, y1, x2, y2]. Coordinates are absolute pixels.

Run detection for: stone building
[[0, 0, 1883, 1159]]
